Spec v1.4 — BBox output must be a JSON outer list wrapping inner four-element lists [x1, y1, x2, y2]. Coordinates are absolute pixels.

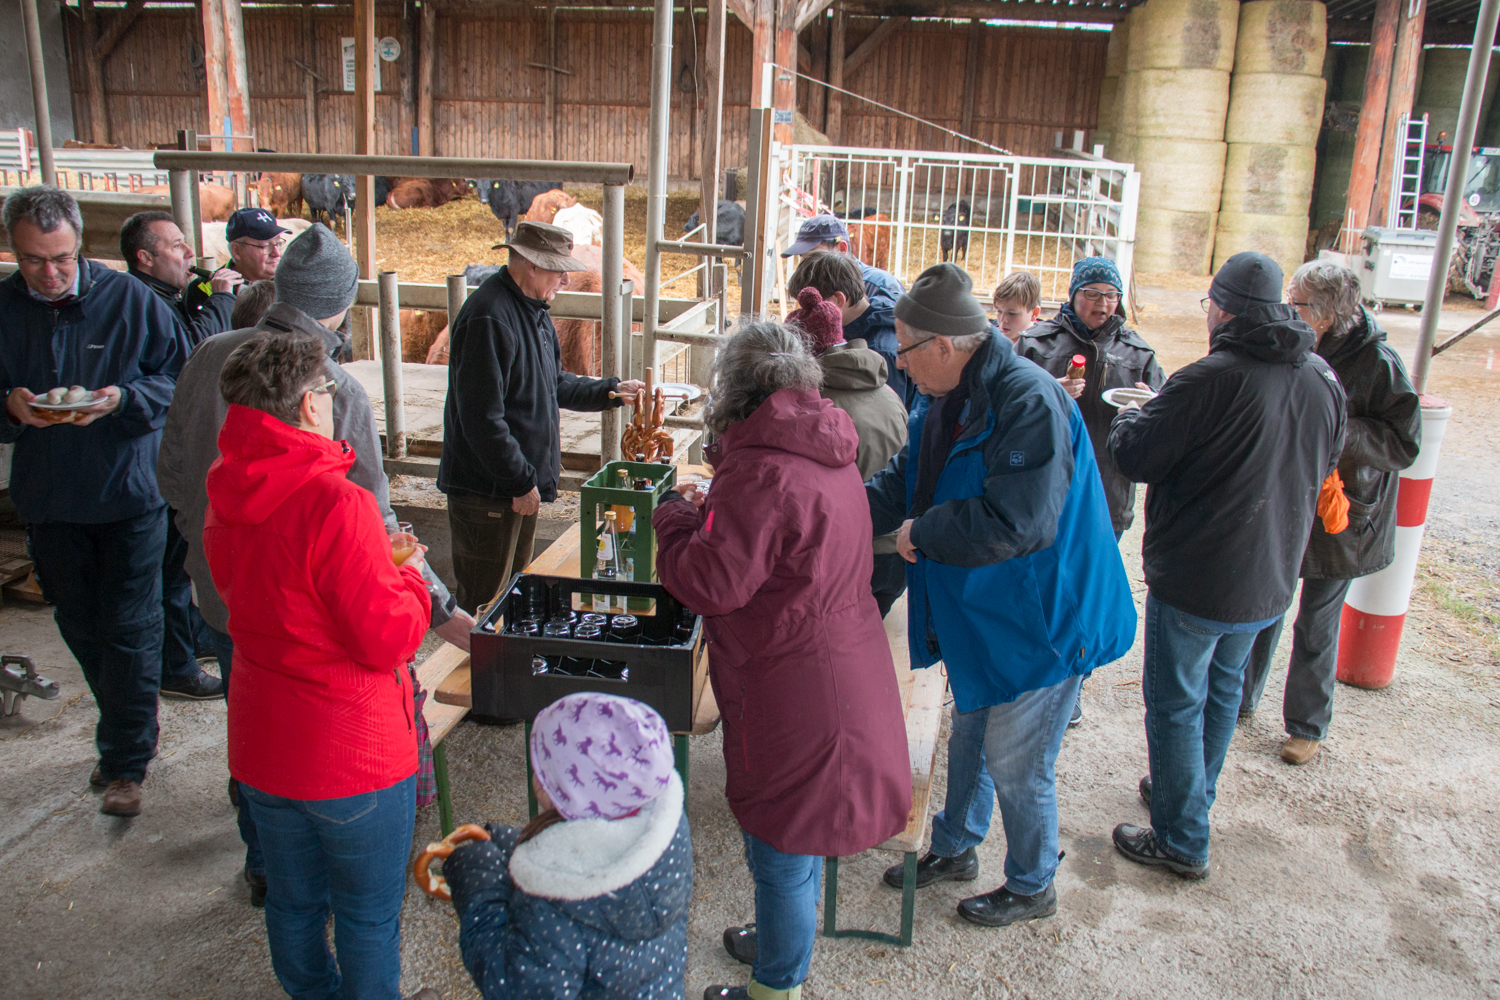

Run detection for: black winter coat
[[133, 269, 235, 346], [1108, 304, 1347, 623], [439, 266, 621, 502], [1016, 306, 1166, 532], [1300, 307, 1421, 580]]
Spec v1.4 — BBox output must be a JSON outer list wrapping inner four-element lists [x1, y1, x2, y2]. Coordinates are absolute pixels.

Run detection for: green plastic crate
[[580, 461, 677, 586]]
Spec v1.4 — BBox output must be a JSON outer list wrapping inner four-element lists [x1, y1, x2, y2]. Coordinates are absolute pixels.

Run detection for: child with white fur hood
[[441, 693, 692, 998]]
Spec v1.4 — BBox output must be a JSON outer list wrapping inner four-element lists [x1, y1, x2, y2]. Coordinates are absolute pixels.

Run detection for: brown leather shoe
[[101, 780, 142, 817], [89, 766, 108, 790], [1280, 736, 1321, 765]]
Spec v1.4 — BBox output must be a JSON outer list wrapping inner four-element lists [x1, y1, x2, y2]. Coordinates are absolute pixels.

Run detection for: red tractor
[[1418, 142, 1500, 298]]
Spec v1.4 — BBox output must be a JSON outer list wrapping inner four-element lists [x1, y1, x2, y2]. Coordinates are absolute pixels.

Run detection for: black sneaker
[[882, 846, 979, 889], [722, 924, 756, 964], [244, 865, 267, 908], [1069, 696, 1083, 727], [1138, 774, 1151, 807], [159, 668, 225, 701], [957, 882, 1057, 927], [1111, 823, 1208, 879]]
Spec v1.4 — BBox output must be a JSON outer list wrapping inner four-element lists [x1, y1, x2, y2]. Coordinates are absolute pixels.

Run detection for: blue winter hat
[[1069, 256, 1122, 297]]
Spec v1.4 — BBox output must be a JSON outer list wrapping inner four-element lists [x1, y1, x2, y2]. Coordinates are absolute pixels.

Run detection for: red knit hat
[[787, 286, 846, 356]]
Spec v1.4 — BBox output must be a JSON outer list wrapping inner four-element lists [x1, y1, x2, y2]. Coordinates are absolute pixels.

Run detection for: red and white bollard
[[1336, 396, 1453, 689]]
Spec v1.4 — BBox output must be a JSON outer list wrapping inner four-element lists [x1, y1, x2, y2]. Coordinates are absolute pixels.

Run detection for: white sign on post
[[342, 37, 381, 92]]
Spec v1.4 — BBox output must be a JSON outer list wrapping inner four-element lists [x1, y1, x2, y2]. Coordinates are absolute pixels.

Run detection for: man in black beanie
[[1106, 251, 1347, 881]]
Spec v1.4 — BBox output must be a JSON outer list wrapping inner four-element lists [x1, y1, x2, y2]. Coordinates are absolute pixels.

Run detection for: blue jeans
[[29, 508, 166, 783], [927, 673, 1081, 895], [241, 774, 416, 1000], [742, 832, 821, 991], [209, 626, 263, 876], [1143, 595, 1278, 866]]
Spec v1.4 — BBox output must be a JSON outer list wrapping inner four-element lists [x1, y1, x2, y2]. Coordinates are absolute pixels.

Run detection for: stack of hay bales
[[1415, 47, 1500, 145], [1124, 0, 1239, 274], [1094, 14, 1130, 157], [1215, 0, 1327, 274]]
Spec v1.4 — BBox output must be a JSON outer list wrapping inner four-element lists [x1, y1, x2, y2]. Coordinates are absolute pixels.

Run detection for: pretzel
[[411, 824, 491, 899]]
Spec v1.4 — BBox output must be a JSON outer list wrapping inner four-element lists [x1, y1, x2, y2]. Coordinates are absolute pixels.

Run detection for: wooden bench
[[821, 596, 948, 948], [415, 642, 471, 837]]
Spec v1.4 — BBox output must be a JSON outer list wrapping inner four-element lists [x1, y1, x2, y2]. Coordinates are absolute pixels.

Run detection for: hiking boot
[[1112, 823, 1207, 880], [882, 846, 979, 889], [957, 882, 1057, 927], [244, 865, 267, 908], [1281, 736, 1320, 765], [90, 766, 108, 790], [722, 923, 756, 964], [159, 667, 225, 701], [101, 780, 142, 817], [1138, 775, 1151, 807]]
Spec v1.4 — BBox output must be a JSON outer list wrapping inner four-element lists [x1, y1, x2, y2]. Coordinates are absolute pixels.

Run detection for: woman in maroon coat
[[654, 320, 910, 1000]]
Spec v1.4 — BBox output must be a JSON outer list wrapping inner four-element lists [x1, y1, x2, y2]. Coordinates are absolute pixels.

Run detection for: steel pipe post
[[168, 169, 197, 256], [377, 272, 406, 459], [445, 274, 469, 327], [642, 0, 673, 391], [621, 278, 636, 385], [20, 0, 55, 186], [601, 183, 626, 462]]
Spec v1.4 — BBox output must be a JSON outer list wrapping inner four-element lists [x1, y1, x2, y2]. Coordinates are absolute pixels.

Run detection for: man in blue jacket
[[866, 264, 1135, 927], [0, 186, 190, 818]]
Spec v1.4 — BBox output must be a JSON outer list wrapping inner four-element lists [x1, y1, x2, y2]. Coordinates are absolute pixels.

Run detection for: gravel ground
[[2, 283, 1498, 999]]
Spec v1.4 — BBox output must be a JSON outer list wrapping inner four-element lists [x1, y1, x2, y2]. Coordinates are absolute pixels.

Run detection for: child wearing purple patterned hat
[[441, 693, 691, 999]]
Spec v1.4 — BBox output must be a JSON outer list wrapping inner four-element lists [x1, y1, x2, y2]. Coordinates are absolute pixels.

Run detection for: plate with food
[[655, 382, 703, 402], [1102, 386, 1157, 411], [30, 386, 106, 421]]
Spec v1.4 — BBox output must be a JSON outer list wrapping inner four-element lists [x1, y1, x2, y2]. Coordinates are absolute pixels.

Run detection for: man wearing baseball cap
[[223, 207, 289, 285], [1106, 251, 1346, 881], [784, 213, 910, 407], [439, 221, 644, 612]]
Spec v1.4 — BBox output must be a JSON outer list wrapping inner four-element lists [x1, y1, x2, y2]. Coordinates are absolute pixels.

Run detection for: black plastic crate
[[469, 572, 705, 732]]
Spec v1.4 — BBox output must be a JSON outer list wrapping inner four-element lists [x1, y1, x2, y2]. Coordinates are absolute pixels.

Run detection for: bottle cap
[[1071, 354, 1086, 367], [605, 510, 617, 521]]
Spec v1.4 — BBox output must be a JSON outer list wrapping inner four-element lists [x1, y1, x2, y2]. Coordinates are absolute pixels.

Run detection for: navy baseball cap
[[226, 207, 290, 242], [782, 213, 850, 257]]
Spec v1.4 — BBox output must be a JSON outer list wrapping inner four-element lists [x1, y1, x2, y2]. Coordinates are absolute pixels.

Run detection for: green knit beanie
[[894, 263, 990, 337]]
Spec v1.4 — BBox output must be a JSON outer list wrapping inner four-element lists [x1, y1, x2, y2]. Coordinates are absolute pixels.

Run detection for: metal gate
[[781, 145, 1140, 305]]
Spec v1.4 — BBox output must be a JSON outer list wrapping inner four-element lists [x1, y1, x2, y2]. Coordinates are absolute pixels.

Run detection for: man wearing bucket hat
[[439, 221, 643, 612], [865, 263, 1135, 927], [1106, 251, 1346, 881]]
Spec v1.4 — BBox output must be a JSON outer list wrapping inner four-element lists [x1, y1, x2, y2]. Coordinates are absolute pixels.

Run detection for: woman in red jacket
[[653, 321, 911, 1000], [203, 330, 431, 1000]]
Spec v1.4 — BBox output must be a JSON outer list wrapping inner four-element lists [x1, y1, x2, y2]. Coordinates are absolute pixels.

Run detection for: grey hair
[[902, 322, 990, 354], [1290, 259, 1362, 336], [2, 186, 83, 241], [704, 319, 824, 435]]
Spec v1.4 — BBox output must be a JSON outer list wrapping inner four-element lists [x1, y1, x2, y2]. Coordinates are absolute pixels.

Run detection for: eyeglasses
[[1288, 300, 1312, 308], [1200, 297, 1213, 313], [236, 238, 285, 253], [307, 377, 337, 397], [17, 251, 78, 268], [1077, 289, 1120, 304], [895, 337, 937, 356]]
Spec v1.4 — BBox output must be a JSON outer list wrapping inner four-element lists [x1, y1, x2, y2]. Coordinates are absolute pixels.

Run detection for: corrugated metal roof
[[1326, 0, 1484, 25]]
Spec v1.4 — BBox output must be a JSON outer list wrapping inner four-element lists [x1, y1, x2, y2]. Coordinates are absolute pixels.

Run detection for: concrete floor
[[3, 283, 1499, 999]]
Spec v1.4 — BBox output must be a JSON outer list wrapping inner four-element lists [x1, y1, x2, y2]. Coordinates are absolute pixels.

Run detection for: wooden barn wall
[[63, 6, 1106, 174]]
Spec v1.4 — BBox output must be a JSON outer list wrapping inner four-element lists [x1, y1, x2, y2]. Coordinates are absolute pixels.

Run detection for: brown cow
[[397, 308, 449, 362], [256, 173, 303, 219], [420, 246, 644, 374], [522, 188, 578, 225], [141, 183, 237, 222], [386, 178, 470, 210], [848, 212, 893, 272]]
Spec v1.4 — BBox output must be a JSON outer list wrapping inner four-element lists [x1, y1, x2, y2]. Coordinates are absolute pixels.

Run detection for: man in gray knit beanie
[[273, 223, 360, 321]]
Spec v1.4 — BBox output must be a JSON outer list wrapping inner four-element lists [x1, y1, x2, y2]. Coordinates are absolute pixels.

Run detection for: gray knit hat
[[894, 263, 990, 337], [274, 223, 359, 321]]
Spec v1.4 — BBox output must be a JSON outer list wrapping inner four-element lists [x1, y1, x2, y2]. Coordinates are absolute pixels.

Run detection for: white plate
[[1102, 387, 1156, 411], [31, 394, 105, 411], [655, 382, 702, 402]]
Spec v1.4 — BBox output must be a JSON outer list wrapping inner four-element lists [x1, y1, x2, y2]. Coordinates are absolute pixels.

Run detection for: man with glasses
[[0, 186, 191, 818], [224, 208, 287, 284], [122, 210, 241, 345], [865, 263, 1135, 928]]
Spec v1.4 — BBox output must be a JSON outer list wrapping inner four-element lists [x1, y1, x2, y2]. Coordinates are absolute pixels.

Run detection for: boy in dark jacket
[[442, 694, 691, 999], [1240, 260, 1421, 766], [0, 186, 191, 818]]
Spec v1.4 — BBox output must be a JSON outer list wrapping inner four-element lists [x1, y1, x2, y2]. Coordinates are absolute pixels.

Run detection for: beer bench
[[415, 642, 471, 837]]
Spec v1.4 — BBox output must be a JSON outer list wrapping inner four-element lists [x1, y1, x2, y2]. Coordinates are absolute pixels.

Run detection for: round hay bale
[[1233, 0, 1326, 77], [1136, 138, 1227, 212], [1126, 0, 1239, 74], [1108, 130, 1138, 165], [1225, 73, 1326, 147], [1135, 68, 1231, 142], [1098, 75, 1120, 135], [1214, 210, 1310, 274], [1415, 49, 1500, 143], [1104, 15, 1130, 78], [1115, 71, 1140, 136], [794, 112, 831, 146], [1135, 206, 1217, 275], [1218, 142, 1317, 217]]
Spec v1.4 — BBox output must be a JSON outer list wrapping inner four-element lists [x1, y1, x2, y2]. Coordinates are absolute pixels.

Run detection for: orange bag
[[1318, 470, 1349, 535]]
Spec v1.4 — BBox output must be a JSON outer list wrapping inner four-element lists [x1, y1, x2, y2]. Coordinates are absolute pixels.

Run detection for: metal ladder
[[1387, 112, 1429, 230]]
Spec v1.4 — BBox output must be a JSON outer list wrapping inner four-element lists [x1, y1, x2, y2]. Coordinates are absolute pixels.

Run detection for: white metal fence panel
[[0, 129, 174, 192], [782, 145, 1139, 305]]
